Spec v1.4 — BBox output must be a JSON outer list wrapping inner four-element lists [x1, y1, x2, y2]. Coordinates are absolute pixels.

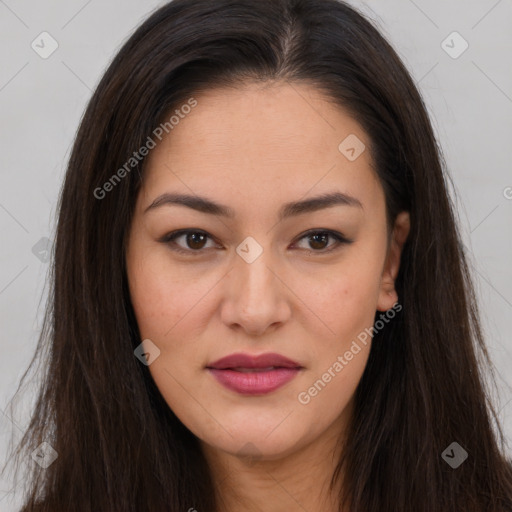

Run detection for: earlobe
[[377, 211, 410, 312]]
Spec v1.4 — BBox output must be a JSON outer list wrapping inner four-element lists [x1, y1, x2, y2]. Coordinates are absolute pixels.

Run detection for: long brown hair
[[5, 0, 512, 510]]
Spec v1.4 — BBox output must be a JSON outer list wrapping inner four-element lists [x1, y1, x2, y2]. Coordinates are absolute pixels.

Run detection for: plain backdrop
[[0, 1, 511, 510]]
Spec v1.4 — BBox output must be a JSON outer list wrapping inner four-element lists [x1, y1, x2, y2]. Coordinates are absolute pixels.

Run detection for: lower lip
[[207, 368, 301, 395]]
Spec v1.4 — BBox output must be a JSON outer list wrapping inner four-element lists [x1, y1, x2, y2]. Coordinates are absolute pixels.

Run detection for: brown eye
[[308, 233, 330, 250], [161, 230, 217, 255], [294, 230, 353, 253], [160, 228, 352, 256], [184, 232, 208, 250]]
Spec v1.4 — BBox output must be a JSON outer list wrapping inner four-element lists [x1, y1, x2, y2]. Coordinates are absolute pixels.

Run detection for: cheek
[[293, 270, 376, 430], [127, 242, 208, 340], [299, 252, 385, 356], [126, 251, 212, 415]]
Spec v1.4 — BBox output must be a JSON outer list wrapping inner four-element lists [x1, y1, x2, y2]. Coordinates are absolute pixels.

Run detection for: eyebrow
[[144, 191, 363, 220]]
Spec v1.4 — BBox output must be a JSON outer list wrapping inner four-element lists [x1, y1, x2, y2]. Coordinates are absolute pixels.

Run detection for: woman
[[7, 0, 512, 510]]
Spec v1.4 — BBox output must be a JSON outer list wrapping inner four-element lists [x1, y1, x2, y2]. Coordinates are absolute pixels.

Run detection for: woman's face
[[126, 81, 409, 461]]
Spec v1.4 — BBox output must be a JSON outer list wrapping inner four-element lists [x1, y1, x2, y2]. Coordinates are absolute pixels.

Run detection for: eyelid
[[159, 228, 353, 255]]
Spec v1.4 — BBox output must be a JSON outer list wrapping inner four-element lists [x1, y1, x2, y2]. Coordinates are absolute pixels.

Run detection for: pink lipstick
[[206, 352, 302, 395]]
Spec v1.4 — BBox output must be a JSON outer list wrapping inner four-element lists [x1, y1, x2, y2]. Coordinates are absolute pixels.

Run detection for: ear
[[377, 211, 410, 312]]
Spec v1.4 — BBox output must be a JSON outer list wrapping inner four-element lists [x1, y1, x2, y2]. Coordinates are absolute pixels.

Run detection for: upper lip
[[207, 352, 302, 370]]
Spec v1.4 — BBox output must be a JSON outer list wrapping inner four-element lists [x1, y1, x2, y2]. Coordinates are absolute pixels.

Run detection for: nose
[[220, 249, 291, 337]]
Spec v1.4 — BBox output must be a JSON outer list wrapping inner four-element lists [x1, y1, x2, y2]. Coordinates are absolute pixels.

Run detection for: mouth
[[206, 352, 303, 395], [227, 366, 284, 373]]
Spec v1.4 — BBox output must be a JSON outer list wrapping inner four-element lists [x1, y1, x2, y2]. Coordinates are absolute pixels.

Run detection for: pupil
[[310, 233, 328, 250], [188, 233, 206, 249]]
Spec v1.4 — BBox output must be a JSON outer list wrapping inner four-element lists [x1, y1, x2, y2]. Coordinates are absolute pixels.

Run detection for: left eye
[[160, 229, 352, 255], [292, 230, 352, 253]]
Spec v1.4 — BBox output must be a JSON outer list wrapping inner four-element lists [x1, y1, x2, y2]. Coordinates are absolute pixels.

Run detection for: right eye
[[160, 229, 219, 255]]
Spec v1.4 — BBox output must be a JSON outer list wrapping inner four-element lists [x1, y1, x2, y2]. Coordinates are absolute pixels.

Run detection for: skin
[[126, 81, 410, 511]]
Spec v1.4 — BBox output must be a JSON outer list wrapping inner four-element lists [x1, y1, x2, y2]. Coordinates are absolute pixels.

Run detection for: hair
[[4, 0, 512, 510]]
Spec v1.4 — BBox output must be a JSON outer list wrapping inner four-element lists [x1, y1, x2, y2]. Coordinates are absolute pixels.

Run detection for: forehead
[[154, 81, 365, 160], [140, 81, 382, 217]]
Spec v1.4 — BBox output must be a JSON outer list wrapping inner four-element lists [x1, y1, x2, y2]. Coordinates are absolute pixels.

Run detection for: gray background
[[0, 0, 511, 509]]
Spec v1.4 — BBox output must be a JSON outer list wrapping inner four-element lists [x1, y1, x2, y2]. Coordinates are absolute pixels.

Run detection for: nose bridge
[[222, 239, 289, 334], [235, 244, 278, 307]]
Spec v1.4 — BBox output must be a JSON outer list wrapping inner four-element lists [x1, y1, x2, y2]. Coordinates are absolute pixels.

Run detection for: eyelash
[[159, 229, 353, 256]]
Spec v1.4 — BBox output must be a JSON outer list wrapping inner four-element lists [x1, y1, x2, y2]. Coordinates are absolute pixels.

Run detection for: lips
[[206, 352, 303, 395], [207, 352, 301, 370]]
